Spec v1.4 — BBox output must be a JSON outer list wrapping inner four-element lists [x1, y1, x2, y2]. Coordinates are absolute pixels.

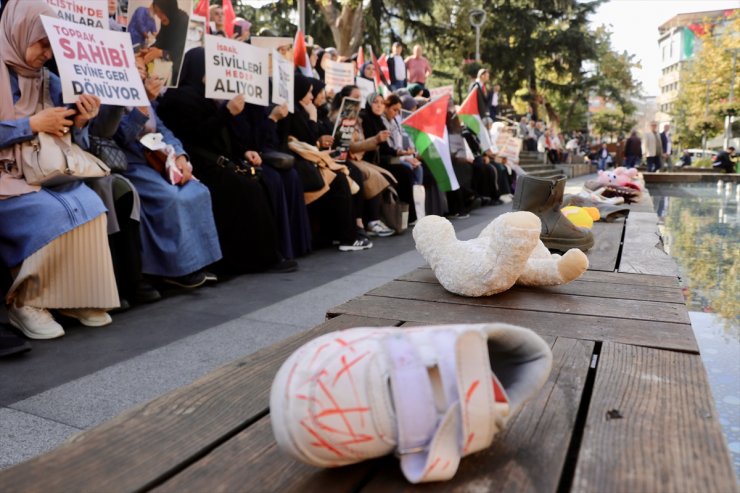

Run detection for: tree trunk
[[317, 2, 364, 56]]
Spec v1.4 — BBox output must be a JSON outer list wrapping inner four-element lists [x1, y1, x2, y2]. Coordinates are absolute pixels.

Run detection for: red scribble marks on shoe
[[300, 419, 345, 458], [333, 352, 369, 387], [308, 342, 331, 368], [465, 380, 480, 404], [492, 375, 508, 403], [442, 460, 451, 471], [463, 432, 475, 455], [423, 457, 441, 479], [299, 369, 328, 389], [296, 394, 324, 409]]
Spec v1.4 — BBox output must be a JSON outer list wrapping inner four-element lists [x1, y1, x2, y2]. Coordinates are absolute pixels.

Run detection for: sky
[[588, 0, 739, 97]]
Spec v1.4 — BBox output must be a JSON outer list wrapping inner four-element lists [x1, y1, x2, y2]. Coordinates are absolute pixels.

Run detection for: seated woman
[[327, 85, 395, 237], [0, 0, 118, 339], [278, 74, 371, 251], [101, 54, 222, 288], [157, 47, 298, 272], [361, 93, 422, 222]]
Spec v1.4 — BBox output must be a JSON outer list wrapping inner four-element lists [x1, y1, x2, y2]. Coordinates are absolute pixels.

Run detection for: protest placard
[[250, 36, 293, 60], [46, 0, 108, 29], [330, 97, 361, 163], [429, 85, 454, 99], [272, 49, 294, 113], [204, 34, 269, 106], [40, 16, 148, 106], [324, 60, 354, 95], [499, 134, 522, 165], [355, 77, 375, 107]]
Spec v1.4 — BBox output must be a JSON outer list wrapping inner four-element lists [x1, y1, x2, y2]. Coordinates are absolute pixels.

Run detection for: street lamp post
[[469, 9, 486, 63]]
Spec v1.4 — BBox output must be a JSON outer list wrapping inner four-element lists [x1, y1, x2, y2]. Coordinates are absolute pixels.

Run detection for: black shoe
[[109, 298, 131, 314], [0, 329, 32, 357], [269, 259, 298, 273], [162, 271, 207, 289], [480, 196, 492, 206], [134, 281, 161, 303], [203, 271, 218, 283]]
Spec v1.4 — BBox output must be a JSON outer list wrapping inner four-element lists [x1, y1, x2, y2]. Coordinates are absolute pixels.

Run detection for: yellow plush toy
[[561, 206, 600, 229]]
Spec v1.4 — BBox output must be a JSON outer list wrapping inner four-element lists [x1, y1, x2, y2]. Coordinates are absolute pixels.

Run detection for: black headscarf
[[294, 73, 313, 103], [313, 49, 327, 81], [178, 46, 206, 95]]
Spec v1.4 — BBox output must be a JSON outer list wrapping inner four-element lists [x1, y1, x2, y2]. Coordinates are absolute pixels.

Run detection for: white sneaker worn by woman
[[8, 305, 65, 339], [366, 220, 395, 237], [270, 323, 552, 483], [58, 309, 112, 327]]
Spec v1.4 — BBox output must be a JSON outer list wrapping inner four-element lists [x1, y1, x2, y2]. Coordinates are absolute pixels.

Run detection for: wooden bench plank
[[396, 271, 685, 305], [360, 337, 594, 493], [329, 296, 698, 353], [585, 221, 623, 272], [408, 265, 681, 289], [572, 342, 739, 493], [0, 314, 401, 493], [577, 269, 679, 288], [366, 281, 690, 325], [619, 212, 679, 277], [153, 414, 386, 493]]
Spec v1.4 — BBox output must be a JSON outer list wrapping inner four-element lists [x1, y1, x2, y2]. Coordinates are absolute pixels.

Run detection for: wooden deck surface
[[1, 192, 737, 493]]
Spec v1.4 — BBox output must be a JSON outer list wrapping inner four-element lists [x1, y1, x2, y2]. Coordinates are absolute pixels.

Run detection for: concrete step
[[527, 169, 563, 178]]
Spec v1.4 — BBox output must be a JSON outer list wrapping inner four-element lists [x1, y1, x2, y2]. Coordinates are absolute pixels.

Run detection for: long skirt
[[123, 163, 222, 277], [8, 214, 119, 309], [261, 165, 312, 260]]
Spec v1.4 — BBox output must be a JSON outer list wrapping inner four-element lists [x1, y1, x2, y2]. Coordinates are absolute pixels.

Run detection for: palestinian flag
[[293, 30, 314, 77], [402, 95, 459, 192], [369, 45, 390, 96], [458, 87, 493, 151]]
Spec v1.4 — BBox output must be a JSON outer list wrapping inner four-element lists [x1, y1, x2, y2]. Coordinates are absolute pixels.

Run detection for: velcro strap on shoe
[[455, 330, 510, 457]]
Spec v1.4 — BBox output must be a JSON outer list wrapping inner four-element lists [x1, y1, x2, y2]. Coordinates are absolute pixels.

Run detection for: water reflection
[[652, 182, 740, 481], [653, 183, 740, 336]]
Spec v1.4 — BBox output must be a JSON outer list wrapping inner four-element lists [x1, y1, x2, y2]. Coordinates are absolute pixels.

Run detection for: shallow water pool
[[651, 182, 740, 480]]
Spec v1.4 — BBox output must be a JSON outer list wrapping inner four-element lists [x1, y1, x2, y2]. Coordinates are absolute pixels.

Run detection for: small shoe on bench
[[270, 323, 552, 483]]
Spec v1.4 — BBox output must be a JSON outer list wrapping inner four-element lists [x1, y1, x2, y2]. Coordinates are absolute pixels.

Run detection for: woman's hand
[[226, 94, 245, 116], [317, 135, 333, 149], [301, 100, 317, 122], [29, 107, 76, 137], [268, 103, 289, 122], [376, 130, 390, 143], [175, 155, 193, 184], [73, 94, 101, 128], [245, 150, 261, 166], [143, 76, 164, 101]]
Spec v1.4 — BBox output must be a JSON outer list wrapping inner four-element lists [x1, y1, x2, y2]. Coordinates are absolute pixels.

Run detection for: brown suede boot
[[512, 174, 594, 252]]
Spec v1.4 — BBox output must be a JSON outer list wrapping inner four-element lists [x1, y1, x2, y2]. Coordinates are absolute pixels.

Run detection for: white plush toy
[[413, 212, 589, 297]]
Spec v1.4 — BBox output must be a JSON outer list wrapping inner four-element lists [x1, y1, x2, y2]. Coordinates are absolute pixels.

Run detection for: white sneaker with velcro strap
[[270, 323, 552, 483]]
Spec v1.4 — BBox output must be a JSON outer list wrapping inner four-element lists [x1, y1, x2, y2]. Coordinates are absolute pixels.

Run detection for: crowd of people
[[0, 0, 522, 349]]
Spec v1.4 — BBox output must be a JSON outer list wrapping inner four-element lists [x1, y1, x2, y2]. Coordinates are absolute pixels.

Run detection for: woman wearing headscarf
[[327, 85, 395, 237], [142, 0, 189, 86], [361, 92, 419, 223], [0, 0, 119, 338], [278, 74, 371, 251], [97, 52, 222, 288], [158, 47, 299, 272]]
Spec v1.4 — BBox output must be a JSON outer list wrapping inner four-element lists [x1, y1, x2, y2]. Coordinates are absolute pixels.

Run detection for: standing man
[[491, 83, 501, 122], [623, 130, 642, 168], [642, 121, 663, 172], [660, 123, 673, 171], [405, 44, 432, 90], [468, 68, 492, 120], [387, 42, 407, 91]]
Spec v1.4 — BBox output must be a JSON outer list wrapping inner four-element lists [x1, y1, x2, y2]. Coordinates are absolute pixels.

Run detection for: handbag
[[88, 135, 128, 172], [380, 186, 409, 234], [294, 159, 324, 192], [261, 150, 295, 171], [20, 69, 110, 186]]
